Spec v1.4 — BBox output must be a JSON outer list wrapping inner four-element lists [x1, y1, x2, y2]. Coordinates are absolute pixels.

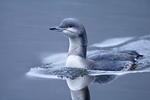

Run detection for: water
[[1, 0, 150, 100], [27, 35, 150, 80], [26, 64, 150, 80]]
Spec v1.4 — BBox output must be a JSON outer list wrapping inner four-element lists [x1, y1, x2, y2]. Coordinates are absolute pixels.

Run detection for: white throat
[[69, 37, 82, 52]]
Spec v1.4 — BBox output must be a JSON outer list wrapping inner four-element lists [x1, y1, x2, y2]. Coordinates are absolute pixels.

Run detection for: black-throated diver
[[27, 18, 150, 100], [48, 18, 150, 100], [50, 18, 94, 100]]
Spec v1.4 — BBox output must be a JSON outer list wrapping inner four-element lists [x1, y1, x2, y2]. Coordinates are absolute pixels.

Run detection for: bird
[[48, 18, 150, 100], [26, 18, 150, 100], [50, 18, 94, 100]]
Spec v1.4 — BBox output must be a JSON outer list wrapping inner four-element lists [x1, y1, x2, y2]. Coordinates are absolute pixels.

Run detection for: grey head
[[50, 18, 88, 58], [49, 18, 87, 44]]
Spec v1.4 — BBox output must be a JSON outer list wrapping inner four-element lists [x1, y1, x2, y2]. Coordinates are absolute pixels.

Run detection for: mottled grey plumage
[[88, 50, 142, 84]]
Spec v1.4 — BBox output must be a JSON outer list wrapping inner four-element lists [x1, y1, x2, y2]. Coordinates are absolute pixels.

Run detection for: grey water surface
[[0, 0, 150, 100]]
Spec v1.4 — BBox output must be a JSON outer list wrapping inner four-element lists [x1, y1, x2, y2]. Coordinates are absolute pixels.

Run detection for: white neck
[[69, 38, 82, 51], [68, 37, 87, 58]]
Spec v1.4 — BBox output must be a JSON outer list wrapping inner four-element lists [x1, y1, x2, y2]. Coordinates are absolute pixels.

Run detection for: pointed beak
[[49, 26, 65, 32]]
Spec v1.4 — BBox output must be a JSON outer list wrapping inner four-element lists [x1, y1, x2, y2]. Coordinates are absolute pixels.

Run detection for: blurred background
[[0, 0, 150, 100]]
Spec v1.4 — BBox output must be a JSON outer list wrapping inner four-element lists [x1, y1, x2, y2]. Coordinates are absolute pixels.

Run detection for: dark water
[[0, 0, 150, 100]]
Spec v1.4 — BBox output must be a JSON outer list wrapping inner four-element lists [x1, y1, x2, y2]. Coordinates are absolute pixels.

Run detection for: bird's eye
[[68, 25, 72, 28]]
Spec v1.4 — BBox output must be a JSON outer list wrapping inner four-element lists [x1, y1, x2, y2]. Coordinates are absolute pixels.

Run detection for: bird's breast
[[66, 55, 94, 90], [66, 55, 87, 68]]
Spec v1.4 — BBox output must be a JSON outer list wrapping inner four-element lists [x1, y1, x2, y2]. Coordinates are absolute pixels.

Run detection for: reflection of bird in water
[[49, 18, 150, 100]]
